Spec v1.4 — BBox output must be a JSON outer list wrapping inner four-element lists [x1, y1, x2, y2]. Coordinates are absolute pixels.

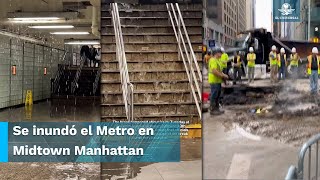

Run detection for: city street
[[203, 113, 298, 179]]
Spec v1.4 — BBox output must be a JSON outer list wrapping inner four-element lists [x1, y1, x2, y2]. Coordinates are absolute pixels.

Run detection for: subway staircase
[[101, 3, 202, 122], [52, 64, 100, 97]]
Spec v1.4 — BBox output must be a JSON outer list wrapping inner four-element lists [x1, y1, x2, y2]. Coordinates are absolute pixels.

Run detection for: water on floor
[[216, 79, 320, 147], [0, 99, 202, 180], [0, 98, 101, 180]]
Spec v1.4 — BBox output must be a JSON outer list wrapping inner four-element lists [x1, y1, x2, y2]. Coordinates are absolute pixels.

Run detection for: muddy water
[[100, 138, 202, 179], [221, 82, 320, 147]]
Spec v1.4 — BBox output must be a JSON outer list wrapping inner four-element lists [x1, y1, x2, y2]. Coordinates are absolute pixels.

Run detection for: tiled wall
[[0, 35, 66, 109]]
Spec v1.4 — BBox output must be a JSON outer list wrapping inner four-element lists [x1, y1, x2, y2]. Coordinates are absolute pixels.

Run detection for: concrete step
[[102, 24, 201, 28], [101, 71, 196, 82], [102, 10, 202, 18], [101, 81, 193, 92], [101, 103, 198, 117], [100, 3, 202, 122], [102, 92, 193, 104], [101, 90, 199, 95], [101, 115, 199, 122], [102, 49, 202, 54], [101, 38, 202, 45], [102, 43, 202, 53], [102, 18, 201, 26], [102, 51, 202, 62], [101, 59, 202, 63], [102, 3, 202, 12], [101, 34, 201, 44], [101, 61, 203, 71], [102, 26, 201, 35], [101, 79, 190, 84]]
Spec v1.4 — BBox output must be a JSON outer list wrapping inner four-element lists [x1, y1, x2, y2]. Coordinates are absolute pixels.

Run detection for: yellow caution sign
[[24, 105, 33, 120], [25, 90, 33, 106]]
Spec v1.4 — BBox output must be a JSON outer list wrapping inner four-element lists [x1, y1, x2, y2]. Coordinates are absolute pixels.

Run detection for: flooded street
[[203, 79, 320, 179], [203, 112, 299, 179], [216, 79, 320, 147]]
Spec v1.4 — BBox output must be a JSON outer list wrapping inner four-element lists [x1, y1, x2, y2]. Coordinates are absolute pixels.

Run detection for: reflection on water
[[101, 163, 151, 180], [0, 98, 100, 122], [101, 138, 202, 179]]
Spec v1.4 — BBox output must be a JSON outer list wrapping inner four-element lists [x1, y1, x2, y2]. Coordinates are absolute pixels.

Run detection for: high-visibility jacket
[[208, 57, 223, 84], [234, 55, 242, 67], [220, 53, 229, 69], [277, 54, 287, 67], [290, 53, 299, 66], [247, 53, 256, 67], [269, 51, 278, 65], [307, 55, 320, 75]]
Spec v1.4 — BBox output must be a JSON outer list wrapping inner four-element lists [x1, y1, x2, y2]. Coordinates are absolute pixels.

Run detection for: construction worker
[[289, 47, 300, 79], [307, 47, 320, 95], [247, 47, 256, 83], [269, 45, 278, 83], [278, 48, 287, 80], [233, 51, 243, 85], [204, 51, 212, 69], [208, 47, 229, 115], [220, 47, 229, 75]]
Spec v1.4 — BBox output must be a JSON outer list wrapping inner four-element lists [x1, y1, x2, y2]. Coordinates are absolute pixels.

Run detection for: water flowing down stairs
[[101, 3, 202, 122]]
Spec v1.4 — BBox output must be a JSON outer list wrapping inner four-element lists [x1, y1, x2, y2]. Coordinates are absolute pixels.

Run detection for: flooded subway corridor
[[0, 98, 101, 180]]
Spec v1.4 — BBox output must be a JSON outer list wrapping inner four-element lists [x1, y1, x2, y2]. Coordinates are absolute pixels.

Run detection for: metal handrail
[[111, 3, 134, 121], [286, 133, 320, 180], [52, 51, 67, 94], [93, 68, 101, 95], [71, 55, 85, 94], [166, 3, 202, 119]]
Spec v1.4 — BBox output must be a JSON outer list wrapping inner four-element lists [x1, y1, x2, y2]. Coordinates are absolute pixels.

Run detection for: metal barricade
[[286, 133, 320, 180]]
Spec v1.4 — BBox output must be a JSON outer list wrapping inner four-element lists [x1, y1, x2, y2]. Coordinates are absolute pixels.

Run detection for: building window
[[208, 0, 218, 6]]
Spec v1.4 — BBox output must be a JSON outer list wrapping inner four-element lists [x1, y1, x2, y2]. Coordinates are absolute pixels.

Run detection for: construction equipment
[[222, 28, 319, 78]]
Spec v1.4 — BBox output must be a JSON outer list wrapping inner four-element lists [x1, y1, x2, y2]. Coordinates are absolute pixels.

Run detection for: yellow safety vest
[[277, 54, 287, 67], [220, 53, 229, 69], [290, 54, 299, 66], [247, 53, 256, 67], [307, 55, 320, 75], [269, 52, 278, 65], [234, 55, 242, 67], [208, 57, 223, 84]]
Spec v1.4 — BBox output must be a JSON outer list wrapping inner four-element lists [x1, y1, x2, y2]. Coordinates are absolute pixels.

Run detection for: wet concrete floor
[[0, 99, 201, 180], [203, 112, 299, 179]]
